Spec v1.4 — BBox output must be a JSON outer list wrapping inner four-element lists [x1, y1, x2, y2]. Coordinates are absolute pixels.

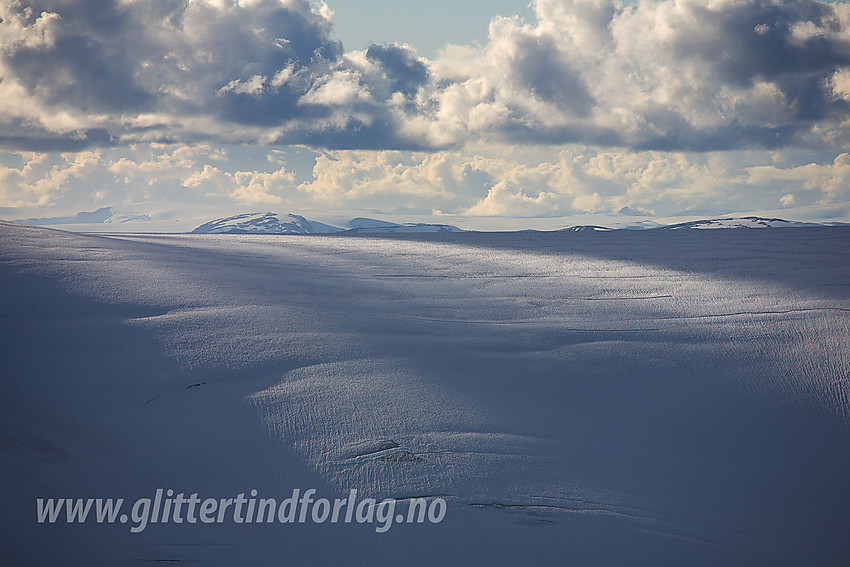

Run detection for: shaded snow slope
[[2, 222, 850, 565]]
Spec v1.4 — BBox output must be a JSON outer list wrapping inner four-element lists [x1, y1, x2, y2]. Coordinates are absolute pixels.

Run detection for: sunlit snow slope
[[2, 221, 850, 566]]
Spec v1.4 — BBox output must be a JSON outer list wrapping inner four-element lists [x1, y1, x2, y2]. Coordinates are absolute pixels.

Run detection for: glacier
[[2, 221, 850, 565]]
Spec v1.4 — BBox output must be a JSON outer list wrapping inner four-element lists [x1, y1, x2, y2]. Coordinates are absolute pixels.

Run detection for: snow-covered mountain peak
[[191, 213, 464, 234], [191, 212, 343, 234], [661, 216, 820, 230]]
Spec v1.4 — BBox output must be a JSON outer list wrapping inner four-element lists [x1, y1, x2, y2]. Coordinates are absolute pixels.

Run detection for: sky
[[1, 0, 850, 229], [318, 0, 536, 58]]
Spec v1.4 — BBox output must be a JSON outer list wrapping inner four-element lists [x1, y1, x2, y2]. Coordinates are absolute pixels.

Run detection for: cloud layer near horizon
[[3, 143, 848, 219], [2, 0, 850, 152]]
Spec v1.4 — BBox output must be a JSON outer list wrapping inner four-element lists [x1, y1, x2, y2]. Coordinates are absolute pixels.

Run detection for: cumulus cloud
[[3, 143, 847, 217], [1, 0, 849, 151], [425, 0, 850, 150], [0, 150, 103, 206], [746, 152, 850, 201], [0, 0, 401, 149], [364, 43, 428, 99]]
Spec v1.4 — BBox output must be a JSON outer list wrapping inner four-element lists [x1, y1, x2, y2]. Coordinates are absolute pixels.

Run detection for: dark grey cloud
[[431, 0, 850, 151], [6, 7, 152, 113], [0, 128, 115, 152], [282, 118, 431, 151], [507, 34, 593, 117], [0, 0, 849, 152], [365, 43, 428, 98], [684, 0, 847, 83], [662, 0, 850, 122], [0, 0, 369, 149]]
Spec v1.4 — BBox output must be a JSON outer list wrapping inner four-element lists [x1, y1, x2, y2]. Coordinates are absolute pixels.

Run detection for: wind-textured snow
[[2, 221, 850, 566]]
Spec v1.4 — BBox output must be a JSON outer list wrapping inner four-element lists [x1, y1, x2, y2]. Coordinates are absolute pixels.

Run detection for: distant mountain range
[[190, 212, 464, 234], [564, 216, 847, 232], [192, 213, 850, 234], [658, 217, 827, 230], [560, 225, 615, 232], [11, 209, 849, 233], [14, 207, 115, 225], [345, 217, 464, 233], [12, 207, 151, 225], [191, 212, 343, 234]]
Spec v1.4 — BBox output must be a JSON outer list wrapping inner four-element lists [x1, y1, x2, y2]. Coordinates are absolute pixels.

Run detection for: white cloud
[[0, 150, 103, 207], [1, 0, 849, 151], [298, 150, 480, 211], [420, 0, 850, 150], [465, 183, 562, 217], [231, 169, 297, 204], [300, 70, 373, 106], [746, 153, 850, 202], [6, 143, 850, 220], [2, 0, 850, 220], [831, 68, 850, 101]]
